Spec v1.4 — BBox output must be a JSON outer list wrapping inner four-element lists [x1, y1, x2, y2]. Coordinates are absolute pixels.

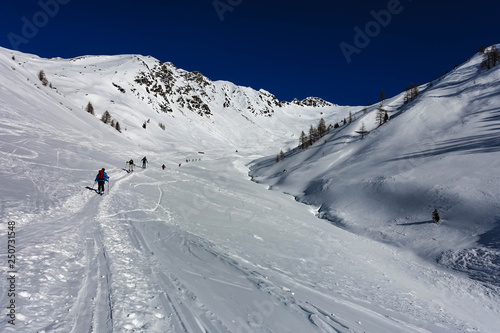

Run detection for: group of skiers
[[94, 156, 167, 194], [126, 156, 148, 172]]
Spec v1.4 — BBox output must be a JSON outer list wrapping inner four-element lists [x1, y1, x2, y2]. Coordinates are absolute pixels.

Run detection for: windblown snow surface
[[1, 45, 500, 332]]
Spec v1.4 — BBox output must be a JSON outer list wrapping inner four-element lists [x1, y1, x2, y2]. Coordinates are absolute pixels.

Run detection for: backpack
[[97, 169, 105, 180]]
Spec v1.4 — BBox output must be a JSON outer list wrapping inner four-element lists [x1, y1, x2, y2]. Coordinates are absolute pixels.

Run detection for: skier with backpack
[[127, 159, 135, 172], [95, 168, 109, 194], [141, 156, 148, 169]]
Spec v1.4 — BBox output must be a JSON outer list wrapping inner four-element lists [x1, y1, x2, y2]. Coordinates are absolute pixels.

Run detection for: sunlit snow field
[[1, 46, 499, 332]]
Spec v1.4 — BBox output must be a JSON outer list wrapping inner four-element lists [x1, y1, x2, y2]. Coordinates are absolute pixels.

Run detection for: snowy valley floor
[[1, 144, 500, 333]]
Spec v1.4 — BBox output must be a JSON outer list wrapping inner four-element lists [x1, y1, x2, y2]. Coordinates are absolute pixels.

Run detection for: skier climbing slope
[[95, 168, 109, 194]]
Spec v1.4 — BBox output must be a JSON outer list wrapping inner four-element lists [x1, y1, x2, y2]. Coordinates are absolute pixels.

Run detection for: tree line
[[299, 118, 330, 150]]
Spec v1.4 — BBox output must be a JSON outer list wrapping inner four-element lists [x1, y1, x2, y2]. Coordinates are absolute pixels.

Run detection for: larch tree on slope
[[432, 209, 441, 223], [404, 83, 419, 104], [85, 102, 95, 115], [376, 104, 386, 126], [358, 122, 367, 139], [299, 118, 330, 150], [38, 70, 48, 86], [317, 118, 327, 137], [101, 111, 112, 124], [380, 89, 386, 104], [299, 131, 308, 150]]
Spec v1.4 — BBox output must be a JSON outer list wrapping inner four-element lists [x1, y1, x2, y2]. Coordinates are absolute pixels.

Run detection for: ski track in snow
[[2, 149, 498, 333]]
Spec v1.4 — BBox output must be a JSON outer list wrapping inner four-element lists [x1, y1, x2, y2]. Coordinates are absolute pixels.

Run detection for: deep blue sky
[[1, 0, 499, 105]]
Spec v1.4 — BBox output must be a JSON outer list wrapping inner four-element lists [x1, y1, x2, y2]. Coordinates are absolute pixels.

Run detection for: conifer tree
[[432, 208, 440, 223], [404, 86, 410, 104], [404, 83, 419, 104], [380, 89, 386, 104], [279, 150, 285, 161], [38, 70, 48, 86], [376, 104, 385, 126], [411, 84, 419, 101], [317, 118, 327, 137], [299, 131, 308, 150], [309, 125, 318, 146], [86, 102, 95, 115], [358, 122, 367, 139], [115, 121, 121, 132], [101, 111, 112, 124]]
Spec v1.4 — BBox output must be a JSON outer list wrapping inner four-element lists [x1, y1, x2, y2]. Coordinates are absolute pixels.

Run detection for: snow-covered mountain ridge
[[1, 45, 500, 333], [1, 46, 339, 154], [132, 60, 334, 116]]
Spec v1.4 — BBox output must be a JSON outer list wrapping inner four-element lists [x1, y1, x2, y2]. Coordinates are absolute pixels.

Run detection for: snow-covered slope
[[251, 47, 500, 288], [3, 48, 343, 155], [1, 46, 499, 333]]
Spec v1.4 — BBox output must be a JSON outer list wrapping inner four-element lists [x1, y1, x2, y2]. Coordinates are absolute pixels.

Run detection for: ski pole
[[92, 181, 96, 189]]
